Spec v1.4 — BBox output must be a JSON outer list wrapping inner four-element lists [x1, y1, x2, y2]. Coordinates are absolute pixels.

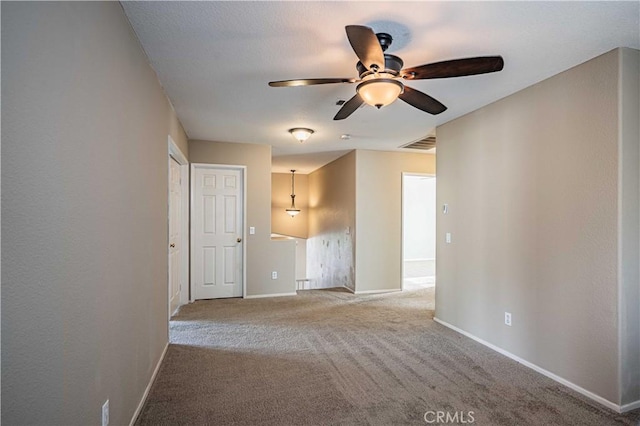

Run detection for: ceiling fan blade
[[401, 56, 504, 80], [333, 93, 364, 120], [269, 78, 357, 87], [345, 25, 385, 71], [399, 86, 447, 115]]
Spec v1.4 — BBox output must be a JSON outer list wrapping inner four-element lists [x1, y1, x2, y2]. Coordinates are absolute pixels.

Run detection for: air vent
[[401, 136, 436, 150]]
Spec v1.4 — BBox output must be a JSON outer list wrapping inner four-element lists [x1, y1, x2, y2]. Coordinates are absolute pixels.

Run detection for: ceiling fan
[[269, 25, 504, 120]]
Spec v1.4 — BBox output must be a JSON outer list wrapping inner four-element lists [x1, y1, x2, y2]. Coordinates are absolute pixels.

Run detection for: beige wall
[[436, 48, 638, 407], [2, 2, 188, 424], [189, 140, 296, 297], [169, 105, 189, 158], [619, 48, 640, 406], [355, 150, 436, 292], [307, 151, 356, 290], [272, 172, 309, 239], [306, 150, 435, 292]]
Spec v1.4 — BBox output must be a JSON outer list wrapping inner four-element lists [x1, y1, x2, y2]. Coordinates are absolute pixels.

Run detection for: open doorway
[[402, 173, 436, 290]]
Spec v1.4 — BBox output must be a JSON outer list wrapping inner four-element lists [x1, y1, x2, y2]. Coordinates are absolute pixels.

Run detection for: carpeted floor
[[135, 287, 640, 425]]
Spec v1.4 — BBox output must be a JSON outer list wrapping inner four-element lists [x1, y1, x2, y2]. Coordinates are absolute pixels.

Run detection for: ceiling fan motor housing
[[356, 54, 404, 77], [376, 32, 393, 52]]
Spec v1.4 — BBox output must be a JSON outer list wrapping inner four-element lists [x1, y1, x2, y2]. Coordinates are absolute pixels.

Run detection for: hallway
[[136, 288, 638, 425]]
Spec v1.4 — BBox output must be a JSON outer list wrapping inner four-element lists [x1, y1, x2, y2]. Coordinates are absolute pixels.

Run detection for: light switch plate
[[249, 227, 255, 235]]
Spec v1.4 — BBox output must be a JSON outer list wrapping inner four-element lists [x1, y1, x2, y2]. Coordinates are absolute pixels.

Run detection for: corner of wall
[[618, 47, 640, 407], [307, 152, 356, 290]]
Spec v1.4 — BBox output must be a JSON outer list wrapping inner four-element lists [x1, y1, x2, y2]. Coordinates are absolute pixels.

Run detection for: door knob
[[237, 238, 242, 243], [170, 243, 175, 248]]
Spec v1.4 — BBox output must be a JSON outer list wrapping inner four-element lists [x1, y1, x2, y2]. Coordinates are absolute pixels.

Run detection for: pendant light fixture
[[285, 169, 301, 217]]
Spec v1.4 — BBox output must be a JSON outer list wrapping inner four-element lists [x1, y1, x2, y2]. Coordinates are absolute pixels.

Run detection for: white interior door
[[192, 165, 244, 299], [168, 156, 182, 315]]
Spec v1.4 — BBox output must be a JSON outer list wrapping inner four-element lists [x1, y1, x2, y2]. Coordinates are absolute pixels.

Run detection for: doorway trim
[[401, 172, 436, 291], [168, 136, 189, 312], [190, 163, 247, 301]]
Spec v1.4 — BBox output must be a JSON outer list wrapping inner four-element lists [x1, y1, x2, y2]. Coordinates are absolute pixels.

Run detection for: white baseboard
[[129, 342, 169, 426], [343, 286, 355, 293], [354, 288, 401, 295], [433, 317, 628, 413], [244, 292, 297, 299], [621, 399, 640, 412]]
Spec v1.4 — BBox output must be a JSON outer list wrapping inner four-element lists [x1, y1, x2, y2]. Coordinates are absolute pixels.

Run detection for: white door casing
[[168, 136, 189, 316], [168, 156, 182, 315], [191, 164, 244, 299]]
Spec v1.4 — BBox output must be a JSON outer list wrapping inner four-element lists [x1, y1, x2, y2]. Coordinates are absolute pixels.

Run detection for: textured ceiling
[[122, 1, 639, 173]]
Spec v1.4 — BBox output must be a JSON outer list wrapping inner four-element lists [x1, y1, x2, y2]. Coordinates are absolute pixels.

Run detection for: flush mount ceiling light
[[286, 169, 301, 217], [288, 128, 314, 143]]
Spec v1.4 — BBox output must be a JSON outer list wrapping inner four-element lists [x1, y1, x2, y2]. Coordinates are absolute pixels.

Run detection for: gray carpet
[[135, 287, 640, 425]]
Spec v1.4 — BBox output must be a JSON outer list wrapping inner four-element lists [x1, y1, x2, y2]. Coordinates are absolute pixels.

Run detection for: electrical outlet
[[102, 399, 109, 426], [271, 271, 278, 280], [504, 312, 512, 326]]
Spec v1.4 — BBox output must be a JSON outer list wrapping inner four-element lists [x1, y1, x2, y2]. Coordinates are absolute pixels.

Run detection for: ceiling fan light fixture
[[356, 78, 404, 109], [288, 128, 314, 143]]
